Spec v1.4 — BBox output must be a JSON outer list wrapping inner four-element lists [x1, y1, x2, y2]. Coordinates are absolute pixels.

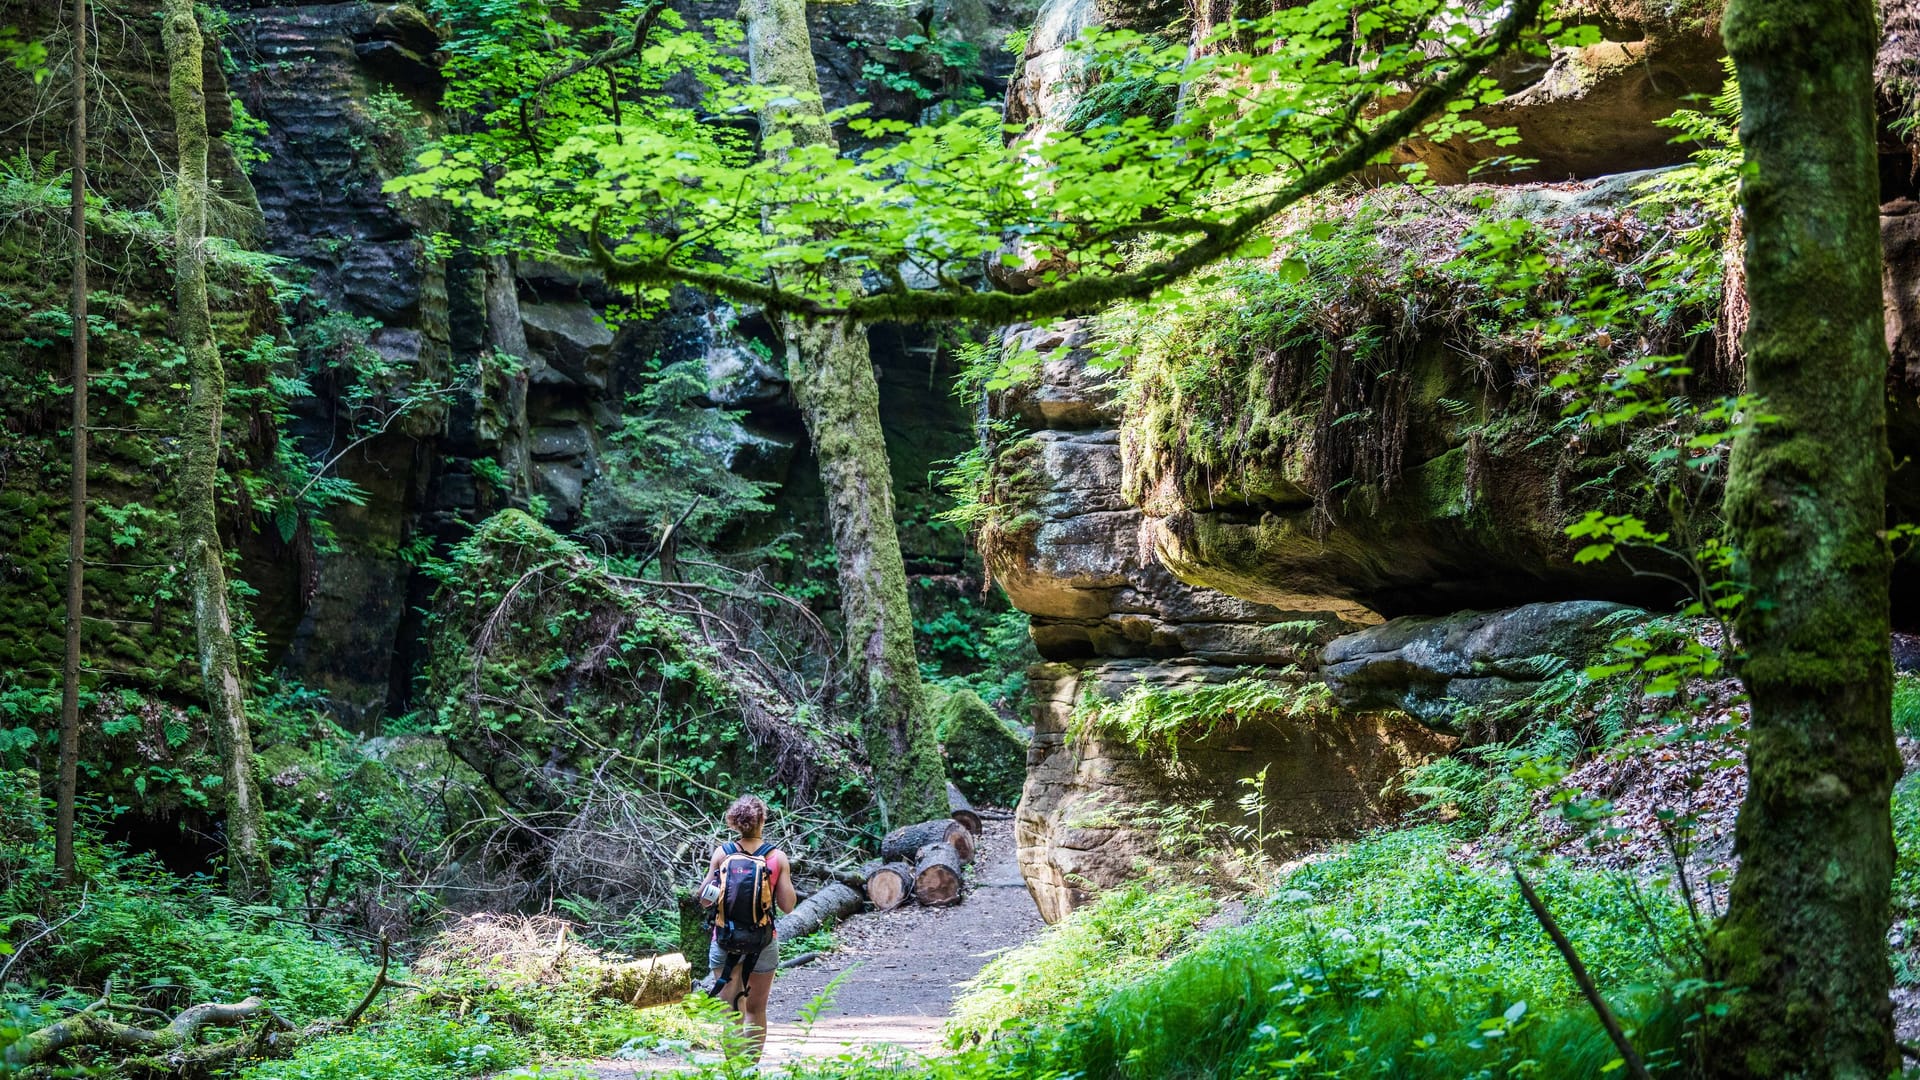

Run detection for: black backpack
[[708, 840, 776, 1001]]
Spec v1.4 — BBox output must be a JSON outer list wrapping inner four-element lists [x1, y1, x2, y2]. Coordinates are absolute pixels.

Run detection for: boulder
[[931, 685, 1029, 807], [703, 342, 788, 410], [1321, 600, 1645, 727], [522, 301, 616, 388]]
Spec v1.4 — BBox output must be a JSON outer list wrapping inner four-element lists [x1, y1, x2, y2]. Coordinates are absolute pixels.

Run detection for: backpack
[[708, 841, 776, 1000]]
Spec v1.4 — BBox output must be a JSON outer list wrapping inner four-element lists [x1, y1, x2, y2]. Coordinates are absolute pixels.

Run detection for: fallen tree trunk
[[582, 952, 690, 1009], [864, 861, 915, 911], [777, 882, 862, 941], [10, 988, 315, 1079], [913, 842, 965, 907], [882, 819, 974, 864], [10, 943, 403, 1076], [947, 783, 983, 836]]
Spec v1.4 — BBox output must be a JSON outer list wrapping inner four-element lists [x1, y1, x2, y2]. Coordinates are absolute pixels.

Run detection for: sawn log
[[947, 782, 984, 836], [912, 841, 965, 906], [776, 882, 862, 941], [881, 818, 974, 864], [863, 861, 915, 911]]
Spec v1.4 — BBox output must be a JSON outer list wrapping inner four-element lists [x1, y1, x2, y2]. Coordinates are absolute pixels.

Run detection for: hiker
[[698, 794, 798, 1060]]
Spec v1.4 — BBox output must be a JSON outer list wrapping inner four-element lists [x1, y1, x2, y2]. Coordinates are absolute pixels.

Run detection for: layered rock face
[[993, 322, 1457, 920], [1019, 660, 1454, 921], [230, 2, 455, 724], [986, 0, 1920, 921], [987, 321, 1368, 662]]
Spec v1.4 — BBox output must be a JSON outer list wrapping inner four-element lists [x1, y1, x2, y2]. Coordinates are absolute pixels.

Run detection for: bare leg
[[742, 969, 776, 1062], [719, 967, 747, 1015]]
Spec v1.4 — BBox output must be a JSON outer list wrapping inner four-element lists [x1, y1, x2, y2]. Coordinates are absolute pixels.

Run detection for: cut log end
[[947, 782, 985, 836], [865, 862, 915, 911], [913, 841, 965, 907]]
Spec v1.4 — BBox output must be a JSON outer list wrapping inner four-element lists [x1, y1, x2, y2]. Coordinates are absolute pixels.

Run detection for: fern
[[1070, 669, 1332, 758]]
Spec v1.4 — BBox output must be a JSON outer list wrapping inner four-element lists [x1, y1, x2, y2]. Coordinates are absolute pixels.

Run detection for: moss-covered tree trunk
[[1707, 0, 1899, 1071], [740, 0, 946, 825], [54, 0, 89, 885], [163, 0, 271, 901]]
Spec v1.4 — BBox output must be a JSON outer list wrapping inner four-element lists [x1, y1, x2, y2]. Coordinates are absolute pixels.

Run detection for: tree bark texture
[[775, 881, 863, 939], [164, 0, 271, 901], [911, 841, 963, 906], [880, 818, 973, 864], [1708, 0, 1900, 1070], [740, 0, 946, 826], [54, 0, 88, 886]]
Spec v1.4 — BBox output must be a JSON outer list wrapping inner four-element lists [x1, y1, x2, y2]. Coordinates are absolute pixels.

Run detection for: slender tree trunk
[[53, 0, 88, 885], [163, 0, 271, 901], [482, 254, 533, 503], [1707, 0, 1899, 1071], [740, 0, 946, 825]]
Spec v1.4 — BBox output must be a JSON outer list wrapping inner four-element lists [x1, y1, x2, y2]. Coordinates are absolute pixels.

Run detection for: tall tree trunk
[[53, 0, 88, 885], [740, 0, 946, 826], [1707, 0, 1899, 1071], [163, 0, 271, 901]]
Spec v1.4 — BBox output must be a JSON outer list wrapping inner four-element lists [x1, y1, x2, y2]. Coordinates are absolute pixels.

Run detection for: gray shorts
[[709, 936, 779, 976]]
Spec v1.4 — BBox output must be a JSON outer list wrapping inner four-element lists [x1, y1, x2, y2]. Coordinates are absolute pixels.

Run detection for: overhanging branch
[[584, 0, 1546, 324]]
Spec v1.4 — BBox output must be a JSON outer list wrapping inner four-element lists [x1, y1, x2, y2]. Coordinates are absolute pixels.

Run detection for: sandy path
[[586, 817, 1043, 1075]]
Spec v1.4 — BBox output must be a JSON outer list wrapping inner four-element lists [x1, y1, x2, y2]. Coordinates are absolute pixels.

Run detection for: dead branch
[[8, 935, 402, 1077], [1513, 869, 1653, 1080], [341, 935, 392, 1029]]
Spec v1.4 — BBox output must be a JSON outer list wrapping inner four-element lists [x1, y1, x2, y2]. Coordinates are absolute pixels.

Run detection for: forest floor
[[583, 817, 1045, 1075]]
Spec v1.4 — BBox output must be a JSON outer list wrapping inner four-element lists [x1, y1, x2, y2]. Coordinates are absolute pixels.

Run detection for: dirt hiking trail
[[589, 817, 1044, 1075]]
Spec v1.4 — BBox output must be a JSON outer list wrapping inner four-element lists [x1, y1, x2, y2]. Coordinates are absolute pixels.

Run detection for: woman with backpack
[[698, 794, 798, 1059]]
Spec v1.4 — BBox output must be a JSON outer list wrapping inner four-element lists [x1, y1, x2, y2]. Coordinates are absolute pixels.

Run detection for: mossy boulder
[[930, 685, 1029, 807]]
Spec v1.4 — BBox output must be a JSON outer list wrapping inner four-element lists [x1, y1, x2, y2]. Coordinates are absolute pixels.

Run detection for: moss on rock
[[930, 684, 1028, 806], [1110, 180, 1725, 615], [418, 510, 864, 814]]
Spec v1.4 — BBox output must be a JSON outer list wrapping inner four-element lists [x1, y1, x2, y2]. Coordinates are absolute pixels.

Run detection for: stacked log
[[863, 861, 916, 911], [881, 818, 975, 864], [911, 842, 965, 906], [947, 783, 984, 836]]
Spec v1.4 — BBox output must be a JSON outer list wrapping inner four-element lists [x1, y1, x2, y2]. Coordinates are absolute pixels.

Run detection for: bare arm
[[699, 844, 725, 907], [772, 851, 798, 915]]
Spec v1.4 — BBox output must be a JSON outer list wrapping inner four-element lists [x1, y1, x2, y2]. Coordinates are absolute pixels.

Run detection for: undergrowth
[[916, 827, 1696, 1080], [946, 880, 1217, 1045]]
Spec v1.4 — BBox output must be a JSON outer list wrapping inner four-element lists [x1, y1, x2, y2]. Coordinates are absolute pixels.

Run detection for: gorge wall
[[219, 0, 1025, 728], [0, 0, 1024, 835], [993, 0, 1920, 920]]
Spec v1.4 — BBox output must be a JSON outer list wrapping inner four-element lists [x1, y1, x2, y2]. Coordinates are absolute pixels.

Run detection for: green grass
[[1893, 673, 1920, 738], [947, 881, 1217, 1045], [987, 827, 1695, 1078]]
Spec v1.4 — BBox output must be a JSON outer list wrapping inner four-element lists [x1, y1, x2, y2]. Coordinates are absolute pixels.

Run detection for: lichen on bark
[[164, 0, 271, 901], [1707, 0, 1900, 1070], [740, 0, 946, 825]]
